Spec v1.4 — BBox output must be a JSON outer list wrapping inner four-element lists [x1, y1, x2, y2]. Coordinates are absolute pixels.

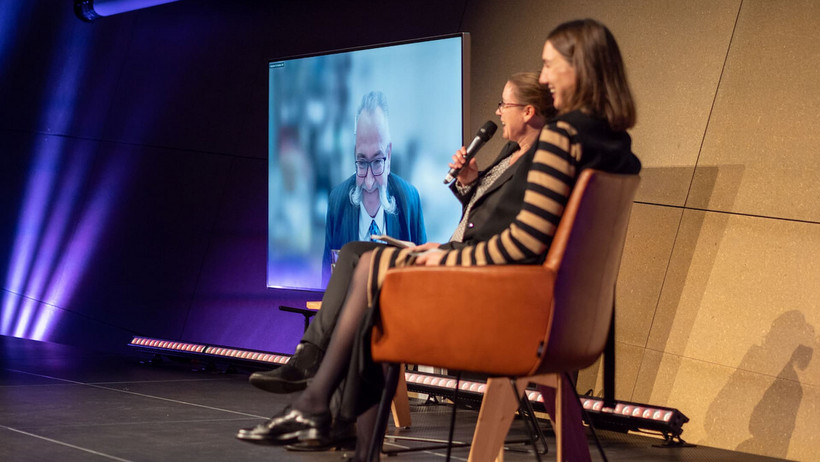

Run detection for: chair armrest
[[371, 265, 556, 377]]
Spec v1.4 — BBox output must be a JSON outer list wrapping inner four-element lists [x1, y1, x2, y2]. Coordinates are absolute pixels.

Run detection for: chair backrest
[[535, 169, 640, 374]]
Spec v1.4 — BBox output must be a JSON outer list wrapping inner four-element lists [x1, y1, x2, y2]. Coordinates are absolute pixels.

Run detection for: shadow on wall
[[702, 310, 816, 458], [577, 165, 743, 401], [633, 164, 745, 402]]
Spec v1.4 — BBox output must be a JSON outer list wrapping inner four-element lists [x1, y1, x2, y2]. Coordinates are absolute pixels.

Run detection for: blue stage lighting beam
[[2, 21, 125, 342]]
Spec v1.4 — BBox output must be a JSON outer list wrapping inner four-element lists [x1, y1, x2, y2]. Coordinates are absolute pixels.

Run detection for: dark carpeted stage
[[0, 335, 793, 461]]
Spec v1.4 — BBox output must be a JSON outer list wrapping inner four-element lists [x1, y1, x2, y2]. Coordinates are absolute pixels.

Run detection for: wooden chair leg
[[467, 377, 526, 462], [390, 364, 412, 428], [531, 373, 591, 462]]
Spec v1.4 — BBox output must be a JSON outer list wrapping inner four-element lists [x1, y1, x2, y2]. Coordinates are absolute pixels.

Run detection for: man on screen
[[321, 91, 426, 285]]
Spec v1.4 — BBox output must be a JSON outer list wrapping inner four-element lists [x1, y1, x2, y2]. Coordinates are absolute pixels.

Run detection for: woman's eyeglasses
[[497, 101, 526, 111]]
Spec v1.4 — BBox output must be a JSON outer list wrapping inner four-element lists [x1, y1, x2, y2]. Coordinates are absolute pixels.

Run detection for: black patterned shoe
[[236, 407, 331, 445]]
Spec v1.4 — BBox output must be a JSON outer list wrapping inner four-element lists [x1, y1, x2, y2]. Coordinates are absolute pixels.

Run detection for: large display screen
[[267, 34, 469, 290]]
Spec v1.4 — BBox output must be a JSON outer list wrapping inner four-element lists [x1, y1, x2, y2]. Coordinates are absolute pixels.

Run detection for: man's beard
[[349, 180, 397, 214]]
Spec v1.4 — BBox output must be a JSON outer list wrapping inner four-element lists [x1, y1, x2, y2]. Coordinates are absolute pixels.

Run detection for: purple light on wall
[[1, 137, 62, 335], [1, 16, 124, 341], [31, 156, 128, 340], [28, 305, 59, 341], [5, 149, 126, 341], [13, 145, 89, 339]]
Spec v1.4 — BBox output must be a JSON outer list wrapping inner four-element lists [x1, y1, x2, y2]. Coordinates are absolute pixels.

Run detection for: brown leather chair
[[368, 169, 640, 461]]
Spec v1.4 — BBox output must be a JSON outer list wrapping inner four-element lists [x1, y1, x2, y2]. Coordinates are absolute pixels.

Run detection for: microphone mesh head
[[479, 121, 497, 140]]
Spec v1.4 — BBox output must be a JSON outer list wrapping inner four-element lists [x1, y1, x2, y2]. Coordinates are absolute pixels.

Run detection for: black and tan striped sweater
[[368, 110, 641, 297]]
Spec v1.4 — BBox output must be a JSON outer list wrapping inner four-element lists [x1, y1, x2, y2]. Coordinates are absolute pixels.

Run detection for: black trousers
[[301, 241, 386, 352]]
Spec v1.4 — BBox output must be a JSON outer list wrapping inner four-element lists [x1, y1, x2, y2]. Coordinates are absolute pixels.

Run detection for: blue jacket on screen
[[322, 173, 426, 286]]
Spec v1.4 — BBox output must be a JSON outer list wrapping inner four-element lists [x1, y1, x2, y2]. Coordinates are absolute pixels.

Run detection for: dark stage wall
[[0, 0, 467, 354]]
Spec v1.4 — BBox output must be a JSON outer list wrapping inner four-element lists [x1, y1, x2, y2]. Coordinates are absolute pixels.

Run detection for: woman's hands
[[415, 249, 444, 266], [449, 146, 479, 186], [409, 242, 439, 252], [408, 242, 445, 266]]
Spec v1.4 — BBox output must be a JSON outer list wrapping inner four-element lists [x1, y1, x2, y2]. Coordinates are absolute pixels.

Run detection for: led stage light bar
[[579, 395, 689, 443], [129, 336, 291, 366], [129, 336, 688, 442]]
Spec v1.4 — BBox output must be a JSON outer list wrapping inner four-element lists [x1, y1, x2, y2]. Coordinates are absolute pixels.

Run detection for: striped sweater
[[368, 110, 641, 301]]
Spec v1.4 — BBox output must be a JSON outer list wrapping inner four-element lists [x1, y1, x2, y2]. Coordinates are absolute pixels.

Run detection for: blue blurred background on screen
[[267, 34, 469, 290]]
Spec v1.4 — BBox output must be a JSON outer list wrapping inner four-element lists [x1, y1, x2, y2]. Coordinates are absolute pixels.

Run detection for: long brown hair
[[547, 19, 636, 131]]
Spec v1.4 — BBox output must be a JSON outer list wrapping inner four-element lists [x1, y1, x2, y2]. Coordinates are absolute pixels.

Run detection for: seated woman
[[239, 19, 641, 462], [246, 72, 555, 399]]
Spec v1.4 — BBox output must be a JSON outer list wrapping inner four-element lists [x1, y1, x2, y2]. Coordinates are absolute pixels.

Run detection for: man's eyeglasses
[[355, 157, 387, 177], [497, 101, 527, 111]]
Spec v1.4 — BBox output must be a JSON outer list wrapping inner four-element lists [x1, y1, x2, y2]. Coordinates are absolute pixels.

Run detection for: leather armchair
[[369, 169, 640, 461]]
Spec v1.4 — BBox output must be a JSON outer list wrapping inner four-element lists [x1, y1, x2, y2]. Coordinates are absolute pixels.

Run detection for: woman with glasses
[[438, 71, 554, 250]]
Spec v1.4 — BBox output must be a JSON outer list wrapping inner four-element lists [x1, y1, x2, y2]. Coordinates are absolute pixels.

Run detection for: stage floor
[[0, 335, 793, 462]]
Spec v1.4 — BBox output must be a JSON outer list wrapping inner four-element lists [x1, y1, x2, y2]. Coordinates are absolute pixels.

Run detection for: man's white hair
[[354, 91, 391, 142]]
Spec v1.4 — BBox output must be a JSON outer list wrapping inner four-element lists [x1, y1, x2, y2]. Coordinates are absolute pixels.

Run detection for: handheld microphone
[[443, 121, 498, 184]]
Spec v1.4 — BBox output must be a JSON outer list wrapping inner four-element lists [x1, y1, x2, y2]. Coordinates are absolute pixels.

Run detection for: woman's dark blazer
[[439, 140, 536, 250]]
